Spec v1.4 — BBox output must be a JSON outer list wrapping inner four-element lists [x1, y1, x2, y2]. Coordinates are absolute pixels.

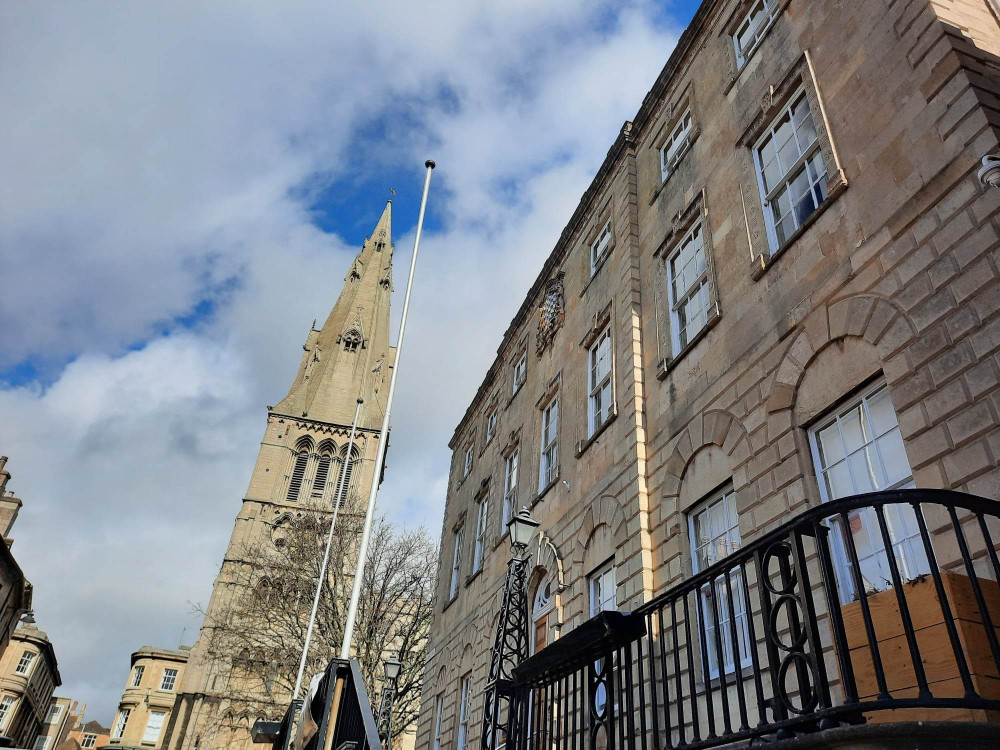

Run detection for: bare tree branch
[[193, 495, 436, 746]]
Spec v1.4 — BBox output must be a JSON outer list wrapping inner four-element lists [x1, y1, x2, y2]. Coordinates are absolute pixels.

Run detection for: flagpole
[[292, 397, 364, 703], [339, 159, 435, 660]]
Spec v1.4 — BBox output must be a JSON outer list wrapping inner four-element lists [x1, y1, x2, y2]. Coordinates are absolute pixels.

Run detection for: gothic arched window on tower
[[343, 329, 362, 352], [286, 437, 313, 502], [333, 446, 360, 508], [311, 443, 335, 501]]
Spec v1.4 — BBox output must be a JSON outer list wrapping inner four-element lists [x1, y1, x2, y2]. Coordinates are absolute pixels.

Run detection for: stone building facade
[[163, 203, 401, 750], [417, 2, 1000, 750], [106, 646, 189, 750], [0, 625, 61, 748]]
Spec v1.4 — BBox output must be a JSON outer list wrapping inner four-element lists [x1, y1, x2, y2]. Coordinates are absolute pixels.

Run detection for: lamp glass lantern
[[507, 507, 540, 554], [383, 657, 402, 683]]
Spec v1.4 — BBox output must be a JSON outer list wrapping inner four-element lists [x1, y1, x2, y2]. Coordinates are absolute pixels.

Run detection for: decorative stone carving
[[536, 274, 565, 354]]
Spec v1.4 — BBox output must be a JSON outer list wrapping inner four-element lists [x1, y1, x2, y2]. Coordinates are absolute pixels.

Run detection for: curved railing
[[510, 489, 1000, 750]]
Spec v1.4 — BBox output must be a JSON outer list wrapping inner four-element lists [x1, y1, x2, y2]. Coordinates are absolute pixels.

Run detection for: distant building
[[31, 696, 72, 750], [31, 698, 107, 750], [106, 647, 188, 750], [0, 625, 61, 748], [0, 457, 32, 659], [61, 718, 110, 750]]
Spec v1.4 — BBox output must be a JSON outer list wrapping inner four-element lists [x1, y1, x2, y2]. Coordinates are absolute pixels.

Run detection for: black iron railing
[[508, 489, 1000, 750]]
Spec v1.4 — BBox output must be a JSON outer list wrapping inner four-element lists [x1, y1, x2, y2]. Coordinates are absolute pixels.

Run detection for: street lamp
[[480, 507, 539, 750], [383, 657, 402, 682], [508, 508, 540, 555], [378, 656, 403, 747]]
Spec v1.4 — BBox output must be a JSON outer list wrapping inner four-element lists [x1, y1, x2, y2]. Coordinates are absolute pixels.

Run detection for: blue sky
[[0, 0, 694, 723]]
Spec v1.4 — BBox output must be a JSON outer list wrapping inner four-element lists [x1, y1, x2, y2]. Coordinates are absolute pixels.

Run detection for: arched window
[[531, 575, 554, 655], [333, 446, 360, 508], [287, 438, 314, 502], [311, 442, 336, 501]]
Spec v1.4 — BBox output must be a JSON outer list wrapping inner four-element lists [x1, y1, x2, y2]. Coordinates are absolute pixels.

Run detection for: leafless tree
[[195, 495, 436, 747]]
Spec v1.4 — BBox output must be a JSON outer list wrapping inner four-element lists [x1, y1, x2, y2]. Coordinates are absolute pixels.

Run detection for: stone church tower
[[164, 203, 397, 750]]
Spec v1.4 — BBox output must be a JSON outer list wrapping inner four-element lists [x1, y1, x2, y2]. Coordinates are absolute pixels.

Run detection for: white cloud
[[0, 0, 679, 721]]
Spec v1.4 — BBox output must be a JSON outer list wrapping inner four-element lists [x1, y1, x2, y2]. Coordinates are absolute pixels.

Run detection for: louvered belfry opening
[[286, 451, 309, 502], [312, 454, 332, 500], [287, 437, 315, 503], [333, 446, 359, 509]]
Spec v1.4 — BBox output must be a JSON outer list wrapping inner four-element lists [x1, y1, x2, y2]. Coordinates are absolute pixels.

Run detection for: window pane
[[792, 96, 818, 146], [848, 447, 884, 493], [876, 430, 911, 486], [773, 114, 796, 169], [817, 422, 844, 467], [825, 461, 855, 499], [866, 387, 898, 436], [840, 406, 868, 454]]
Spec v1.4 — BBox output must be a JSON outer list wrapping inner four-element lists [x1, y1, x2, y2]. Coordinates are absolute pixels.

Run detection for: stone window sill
[[657, 309, 722, 380], [465, 568, 483, 587], [442, 593, 459, 613], [575, 408, 618, 458], [534, 475, 560, 506], [750, 179, 847, 281]]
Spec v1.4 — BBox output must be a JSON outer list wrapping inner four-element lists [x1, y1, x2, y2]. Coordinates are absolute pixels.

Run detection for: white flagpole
[[292, 397, 364, 703], [339, 159, 435, 660]]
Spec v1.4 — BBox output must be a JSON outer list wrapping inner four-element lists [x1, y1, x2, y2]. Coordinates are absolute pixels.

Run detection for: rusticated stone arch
[[660, 408, 753, 502], [575, 494, 627, 555], [766, 294, 917, 414]]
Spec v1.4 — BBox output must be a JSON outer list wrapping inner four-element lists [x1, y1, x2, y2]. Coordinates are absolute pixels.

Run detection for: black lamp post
[[378, 656, 402, 747], [480, 507, 539, 750]]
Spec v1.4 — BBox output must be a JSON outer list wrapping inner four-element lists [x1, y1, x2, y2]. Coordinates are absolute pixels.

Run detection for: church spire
[[272, 201, 395, 429]]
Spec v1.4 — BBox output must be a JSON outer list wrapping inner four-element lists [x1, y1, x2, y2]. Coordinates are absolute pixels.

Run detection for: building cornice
[[450, 122, 636, 446]]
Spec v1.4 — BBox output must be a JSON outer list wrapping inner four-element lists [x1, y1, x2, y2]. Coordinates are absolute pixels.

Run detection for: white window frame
[[45, 704, 63, 724], [142, 710, 166, 744], [160, 668, 178, 691], [512, 352, 527, 395], [733, 0, 780, 68], [456, 675, 471, 750], [752, 88, 828, 253], [112, 709, 130, 740], [32, 736, 50, 750], [0, 696, 16, 730], [590, 219, 613, 275], [665, 221, 711, 355], [588, 327, 613, 437], [131, 665, 145, 688], [689, 490, 752, 679], [449, 529, 463, 600], [485, 410, 498, 444], [808, 380, 923, 604], [503, 450, 519, 530], [463, 447, 474, 478], [431, 695, 444, 750], [81, 735, 97, 749], [659, 109, 693, 182], [473, 497, 488, 574], [15, 650, 35, 676], [588, 561, 617, 617], [539, 398, 559, 491]]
